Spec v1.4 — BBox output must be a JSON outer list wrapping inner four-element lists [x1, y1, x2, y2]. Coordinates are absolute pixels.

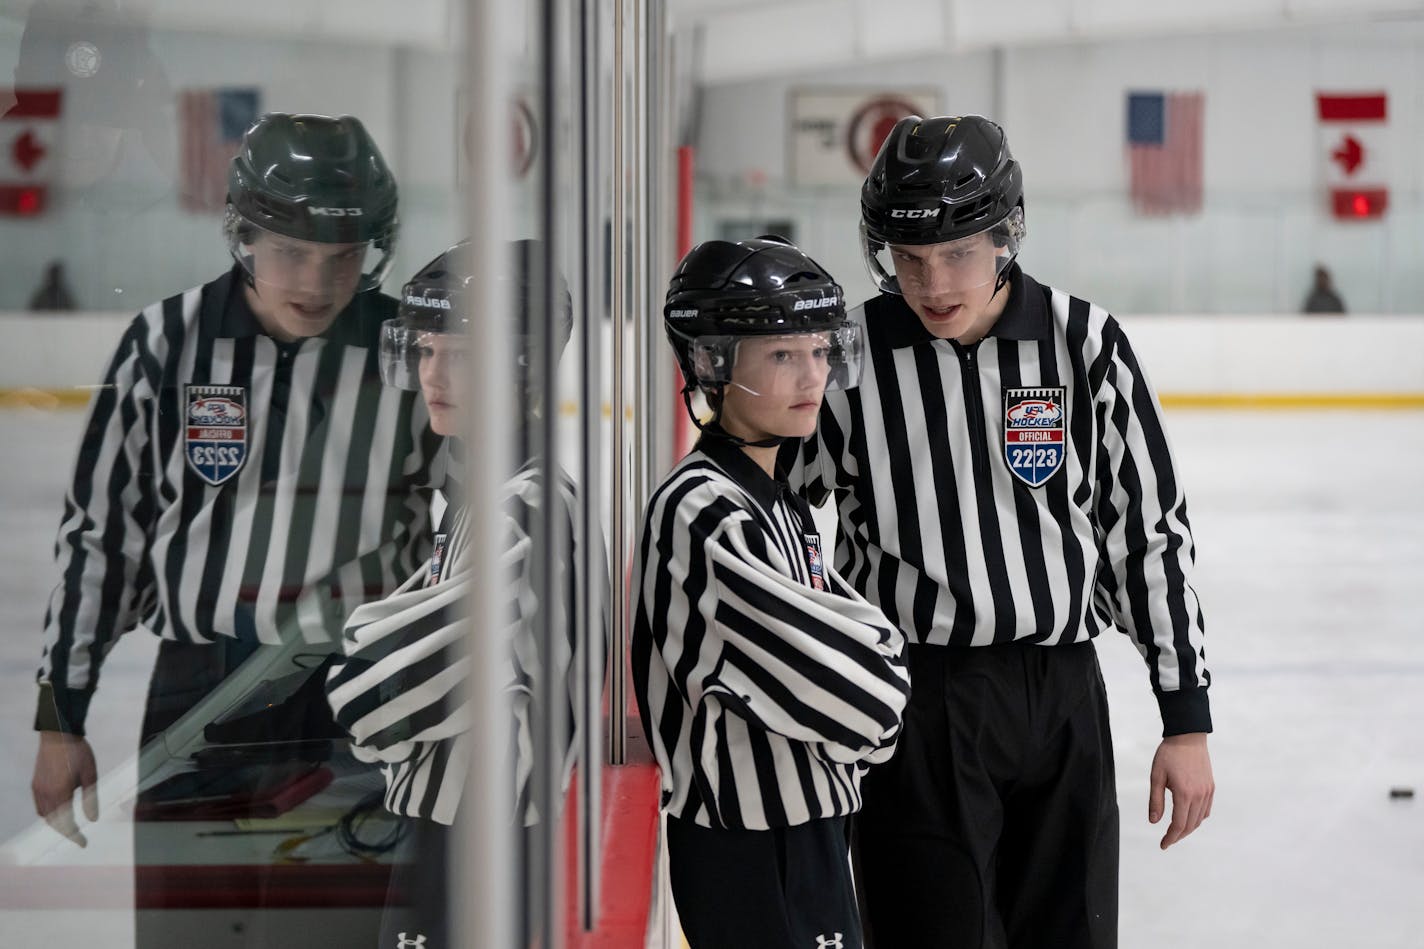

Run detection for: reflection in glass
[[29, 110, 443, 945], [325, 240, 587, 944]]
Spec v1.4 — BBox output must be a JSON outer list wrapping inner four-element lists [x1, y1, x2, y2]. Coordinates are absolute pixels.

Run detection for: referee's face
[[891, 236, 1011, 344], [246, 234, 367, 342], [721, 333, 832, 442], [415, 331, 470, 437]]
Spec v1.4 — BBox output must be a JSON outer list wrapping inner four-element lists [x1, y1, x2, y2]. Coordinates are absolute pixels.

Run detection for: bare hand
[[32, 731, 99, 848], [1148, 732, 1213, 850]]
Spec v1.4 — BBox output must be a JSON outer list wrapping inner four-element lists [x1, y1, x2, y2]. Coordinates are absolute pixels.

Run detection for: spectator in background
[[1303, 264, 1347, 314], [27, 261, 77, 311]]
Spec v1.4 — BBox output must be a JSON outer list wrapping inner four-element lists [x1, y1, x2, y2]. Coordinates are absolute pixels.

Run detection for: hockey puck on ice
[[1388, 787, 1414, 800]]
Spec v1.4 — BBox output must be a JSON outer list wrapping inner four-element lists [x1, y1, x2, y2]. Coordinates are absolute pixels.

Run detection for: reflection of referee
[[30, 114, 443, 859]]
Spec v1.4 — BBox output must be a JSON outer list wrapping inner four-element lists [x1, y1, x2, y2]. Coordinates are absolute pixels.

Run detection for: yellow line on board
[[4, 389, 1422, 413], [0, 387, 96, 409]]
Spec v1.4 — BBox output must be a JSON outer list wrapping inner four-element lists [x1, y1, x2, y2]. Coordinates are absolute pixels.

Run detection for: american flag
[[1126, 91, 1203, 215], [179, 87, 260, 213]]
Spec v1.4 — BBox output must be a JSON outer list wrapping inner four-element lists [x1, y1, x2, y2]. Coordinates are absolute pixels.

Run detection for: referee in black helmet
[[636, 237, 910, 949], [30, 113, 444, 862], [784, 115, 1214, 948]]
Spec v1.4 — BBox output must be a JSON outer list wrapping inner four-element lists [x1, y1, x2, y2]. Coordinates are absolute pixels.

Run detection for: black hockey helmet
[[860, 115, 1025, 295], [224, 113, 399, 293], [380, 239, 572, 392], [664, 236, 863, 435]]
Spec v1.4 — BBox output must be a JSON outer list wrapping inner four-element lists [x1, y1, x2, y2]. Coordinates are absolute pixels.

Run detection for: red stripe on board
[[2, 88, 62, 118], [565, 716, 660, 948], [1316, 94, 1387, 122], [566, 763, 660, 947]]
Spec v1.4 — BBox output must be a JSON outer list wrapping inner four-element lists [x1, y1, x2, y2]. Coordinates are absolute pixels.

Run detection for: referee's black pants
[[854, 640, 1118, 949], [669, 813, 863, 949]]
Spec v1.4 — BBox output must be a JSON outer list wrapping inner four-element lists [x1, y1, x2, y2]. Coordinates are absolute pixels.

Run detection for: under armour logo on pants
[[815, 934, 845, 949], [396, 934, 427, 949]]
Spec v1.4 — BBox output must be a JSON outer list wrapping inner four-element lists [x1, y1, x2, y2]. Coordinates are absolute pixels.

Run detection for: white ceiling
[[3, 0, 1420, 78], [669, 0, 1424, 82]]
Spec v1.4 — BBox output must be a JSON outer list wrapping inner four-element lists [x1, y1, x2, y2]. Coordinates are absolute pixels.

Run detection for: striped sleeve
[[1093, 320, 1211, 735], [325, 560, 472, 753], [36, 310, 165, 735], [326, 467, 581, 826], [683, 495, 907, 761], [325, 517, 479, 826]]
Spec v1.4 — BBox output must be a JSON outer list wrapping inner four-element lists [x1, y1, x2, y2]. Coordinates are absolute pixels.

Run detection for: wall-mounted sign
[[1316, 92, 1388, 220], [789, 88, 941, 187], [0, 88, 62, 216]]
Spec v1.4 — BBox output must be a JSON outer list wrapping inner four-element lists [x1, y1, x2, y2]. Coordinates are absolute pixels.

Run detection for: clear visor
[[226, 209, 395, 296], [863, 206, 1024, 296], [379, 321, 471, 390], [688, 325, 864, 397]]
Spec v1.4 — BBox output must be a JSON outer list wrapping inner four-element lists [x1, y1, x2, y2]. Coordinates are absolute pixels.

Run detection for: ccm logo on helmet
[[889, 207, 941, 219], [405, 294, 451, 310], [792, 297, 839, 311], [309, 207, 365, 217]]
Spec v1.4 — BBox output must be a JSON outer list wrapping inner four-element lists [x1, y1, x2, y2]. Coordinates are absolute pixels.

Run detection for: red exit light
[[1332, 188, 1387, 220], [0, 184, 47, 216]]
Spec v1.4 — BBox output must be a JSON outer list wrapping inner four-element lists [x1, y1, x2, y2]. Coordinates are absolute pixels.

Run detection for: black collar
[[201, 265, 389, 347], [869, 262, 1052, 350], [695, 427, 787, 517]]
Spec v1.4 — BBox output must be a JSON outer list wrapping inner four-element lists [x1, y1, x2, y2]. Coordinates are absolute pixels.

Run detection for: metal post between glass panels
[[456, 0, 516, 943], [608, 0, 629, 768], [576, 0, 606, 929], [533, 0, 565, 940]]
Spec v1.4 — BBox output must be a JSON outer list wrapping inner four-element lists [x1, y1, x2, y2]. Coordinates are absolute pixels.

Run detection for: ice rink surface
[[1, 406, 1421, 948]]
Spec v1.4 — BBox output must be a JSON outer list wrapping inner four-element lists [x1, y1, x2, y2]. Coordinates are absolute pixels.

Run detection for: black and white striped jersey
[[327, 463, 581, 826], [786, 264, 1211, 735], [36, 268, 444, 736], [632, 434, 911, 832]]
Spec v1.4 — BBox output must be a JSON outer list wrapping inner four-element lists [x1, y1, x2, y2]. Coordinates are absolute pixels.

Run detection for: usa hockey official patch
[[430, 533, 448, 584], [1003, 387, 1066, 488], [804, 533, 826, 591], [185, 385, 248, 485]]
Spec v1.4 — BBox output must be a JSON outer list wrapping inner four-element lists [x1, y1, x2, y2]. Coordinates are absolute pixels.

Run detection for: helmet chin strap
[[991, 253, 1018, 297], [680, 385, 786, 449]]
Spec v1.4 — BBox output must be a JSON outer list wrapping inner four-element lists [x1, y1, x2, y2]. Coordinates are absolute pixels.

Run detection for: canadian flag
[[1316, 92, 1388, 220], [0, 89, 62, 216]]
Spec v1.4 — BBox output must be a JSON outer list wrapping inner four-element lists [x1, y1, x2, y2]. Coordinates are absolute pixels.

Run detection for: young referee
[[785, 116, 1215, 948], [633, 237, 911, 949]]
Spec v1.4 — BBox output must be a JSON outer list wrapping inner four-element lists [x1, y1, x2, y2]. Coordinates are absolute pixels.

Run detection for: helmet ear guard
[[690, 341, 729, 386], [378, 320, 423, 390], [993, 202, 1027, 248]]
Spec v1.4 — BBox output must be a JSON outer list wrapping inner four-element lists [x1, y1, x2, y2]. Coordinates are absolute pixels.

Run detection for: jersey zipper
[[953, 340, 989, 480]]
